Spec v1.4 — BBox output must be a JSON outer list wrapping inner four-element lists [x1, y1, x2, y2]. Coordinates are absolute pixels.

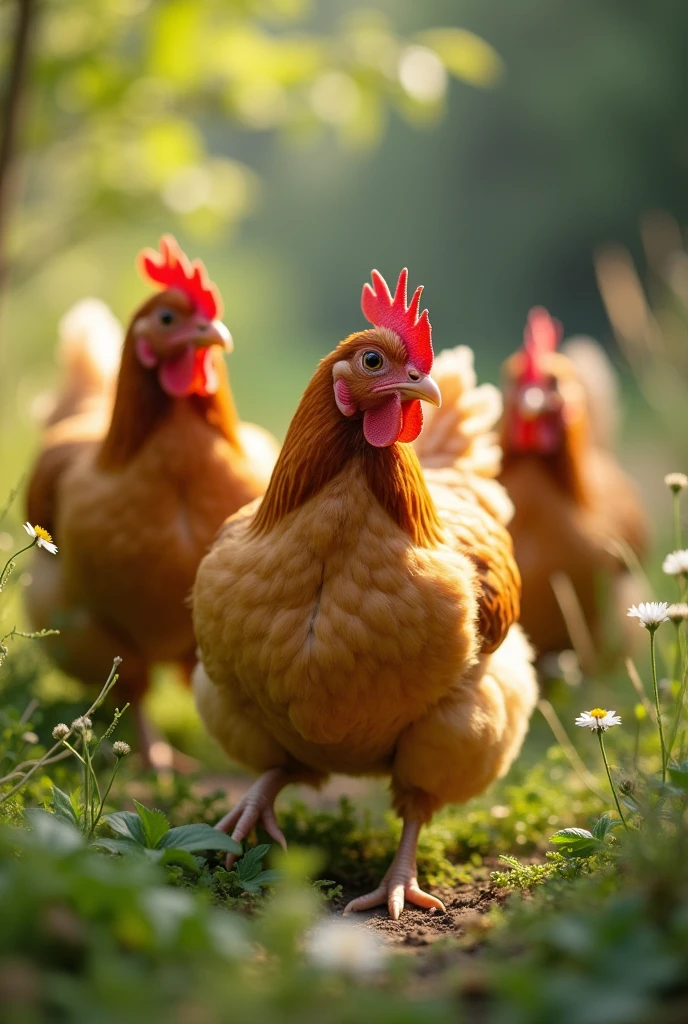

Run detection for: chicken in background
[[499, 307, 648, 672], [192, 269, 537, 919], [25, 237, 279, 766]]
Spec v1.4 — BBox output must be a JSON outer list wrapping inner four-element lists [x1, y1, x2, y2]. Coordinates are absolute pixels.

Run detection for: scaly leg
[[343, 818, 445, 921], [215, 768, 289, 867]]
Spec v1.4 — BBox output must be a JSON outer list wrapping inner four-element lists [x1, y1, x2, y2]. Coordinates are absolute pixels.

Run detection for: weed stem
[[597, 731, 627, 830]]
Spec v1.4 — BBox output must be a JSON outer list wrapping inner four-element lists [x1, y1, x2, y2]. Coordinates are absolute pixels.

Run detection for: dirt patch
[[331, 861, 511, 951]]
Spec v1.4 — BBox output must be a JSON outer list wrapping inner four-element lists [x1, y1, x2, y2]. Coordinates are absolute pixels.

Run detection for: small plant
[[93, 798, 242, 872], [0, 657, 123, 815], [215, 842, 280, 894], [491, 852, 582, 891]]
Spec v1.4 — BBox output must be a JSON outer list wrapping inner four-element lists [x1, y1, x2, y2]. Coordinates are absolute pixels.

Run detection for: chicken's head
[[133, 236, 232, 398], [331, 269, 441, 448], [503, 307, 584, 456]]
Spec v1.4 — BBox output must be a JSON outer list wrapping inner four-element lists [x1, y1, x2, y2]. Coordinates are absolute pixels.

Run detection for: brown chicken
[[25, 237, 279, 762], [499, 307, 648, 666], [192, 269, 538, 919]]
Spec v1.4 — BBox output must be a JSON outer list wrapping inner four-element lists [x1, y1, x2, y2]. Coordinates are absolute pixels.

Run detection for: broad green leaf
[[549, 827, 601, 858], [159, 823, 241, 855], [103, 810, 147, 846], [668, 765, 688, 791], [550, 828, 595, 843], [24, 809, 84, 853], [133, 800, 170, 849], [236, 843, 271, 881], [91, 836, 145, 856], [158, 848, 202, 874], [51, 785, 79, 827]]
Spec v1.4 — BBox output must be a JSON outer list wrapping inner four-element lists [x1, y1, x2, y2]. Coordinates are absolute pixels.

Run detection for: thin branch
[[0, 0, 37, 297]]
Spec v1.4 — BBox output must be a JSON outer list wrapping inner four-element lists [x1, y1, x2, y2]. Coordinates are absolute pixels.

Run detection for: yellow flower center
[[33, 525, 53, 543], [589, 708, 607, 718]]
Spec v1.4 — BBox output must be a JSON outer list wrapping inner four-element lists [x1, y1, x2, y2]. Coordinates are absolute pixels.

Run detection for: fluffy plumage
[[193, 276, 537, 917], [25, 244, 278, 755], [500, 311, 648, 662]]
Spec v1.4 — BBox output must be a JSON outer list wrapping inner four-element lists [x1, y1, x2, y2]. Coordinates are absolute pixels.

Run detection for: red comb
[[137, 235, 222, 320], [522, 306, 562, 380], [361, 269, 433, 373]]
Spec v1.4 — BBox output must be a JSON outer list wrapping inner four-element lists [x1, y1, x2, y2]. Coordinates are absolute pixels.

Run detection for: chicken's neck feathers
[[252, 348, 443, 547], [98, 336, 241, 470]]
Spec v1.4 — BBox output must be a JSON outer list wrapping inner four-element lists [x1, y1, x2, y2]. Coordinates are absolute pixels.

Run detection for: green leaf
[[158, 848, 202, 874], [133, 800, 170, 849], [51, 785, 79, 827], [668, 764, 688, 791], [23, 809, 84, 853], [103, 810, 147, 846], [91, 836, 145, 856], [236, 871, 277, 894], [549, 827, 602, 858], [158, 823, 241, 856], [236, 843, 271, 881], [591, 813, 624, 839]]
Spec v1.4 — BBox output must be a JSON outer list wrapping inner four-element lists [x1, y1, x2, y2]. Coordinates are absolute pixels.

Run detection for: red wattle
[[398, 399, 423, 442], [158, 345, 217, 398], [363, 393, 403, 447]]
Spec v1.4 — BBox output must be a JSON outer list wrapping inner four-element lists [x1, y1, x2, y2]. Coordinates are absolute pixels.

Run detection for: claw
[[343, 817, 446, 920], [214, 768, 289, 867]]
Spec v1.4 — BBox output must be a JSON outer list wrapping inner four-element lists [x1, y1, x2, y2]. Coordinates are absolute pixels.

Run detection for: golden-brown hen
[[192, 270, 537, 918], [25, 237, 278, 762], [499, 308, 648, 666]]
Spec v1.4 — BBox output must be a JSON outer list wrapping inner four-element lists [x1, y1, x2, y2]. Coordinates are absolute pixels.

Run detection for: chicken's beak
[[400, 373, 442, 407], [193, 318, 233, 352]]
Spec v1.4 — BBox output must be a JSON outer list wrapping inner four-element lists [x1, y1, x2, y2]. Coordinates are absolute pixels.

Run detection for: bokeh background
[[2, 0, 688, 477]]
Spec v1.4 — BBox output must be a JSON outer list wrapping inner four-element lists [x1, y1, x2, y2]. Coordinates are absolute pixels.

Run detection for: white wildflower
[[23, 522, 58, 555], [112, 740, 131, 758], [662, 550, 688, 576], [667, 603, 688, 623], [52, 723, 70, 741], [627, 602, 670, 629], [305, 918, 388, 976], [575, 708, 622, 732], [71, 716, 93, 732], [665, 472, 688, 493]]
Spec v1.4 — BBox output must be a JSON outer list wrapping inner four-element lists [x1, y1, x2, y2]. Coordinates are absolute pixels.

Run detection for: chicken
[[25, 237, 279, 763], [499, 307, 648, 667], [192, 269, 538, 919]]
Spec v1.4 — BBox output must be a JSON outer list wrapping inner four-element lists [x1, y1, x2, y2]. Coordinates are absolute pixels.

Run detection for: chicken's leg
[[215, 768, 289, 867], [343, 818, 445, 920]]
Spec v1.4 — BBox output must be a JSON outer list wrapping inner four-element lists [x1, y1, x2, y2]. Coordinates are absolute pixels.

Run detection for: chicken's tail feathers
[[38, 298, 124, 427], [561, 335, 620, 451], [415, 345, 513, 524]]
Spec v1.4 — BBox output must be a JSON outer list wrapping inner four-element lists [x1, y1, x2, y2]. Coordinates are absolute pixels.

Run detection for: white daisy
[[662, 550, 688, 576], [627, 602, 670, 628], [575, 708, 622, 732], [667, 603, 688, 623], [23, 522, 58, 555], [665, 472, 688, 492], [305, 918, 387, 976]]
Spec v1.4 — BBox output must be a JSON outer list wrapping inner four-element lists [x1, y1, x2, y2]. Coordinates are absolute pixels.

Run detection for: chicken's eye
[[362, 351, 383, 371], [159, 310, 175, 326]]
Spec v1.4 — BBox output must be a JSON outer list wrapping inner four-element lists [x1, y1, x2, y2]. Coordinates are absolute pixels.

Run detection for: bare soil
[[331, 862, 512, 952]]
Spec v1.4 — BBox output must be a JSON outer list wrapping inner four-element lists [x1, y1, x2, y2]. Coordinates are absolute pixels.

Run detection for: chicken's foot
[[215, 767, 289, 867], [343, 817, 446, 920]]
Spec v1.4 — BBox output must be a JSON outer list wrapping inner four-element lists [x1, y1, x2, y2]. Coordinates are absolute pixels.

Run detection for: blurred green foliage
[[1, 0, 500, 283]]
